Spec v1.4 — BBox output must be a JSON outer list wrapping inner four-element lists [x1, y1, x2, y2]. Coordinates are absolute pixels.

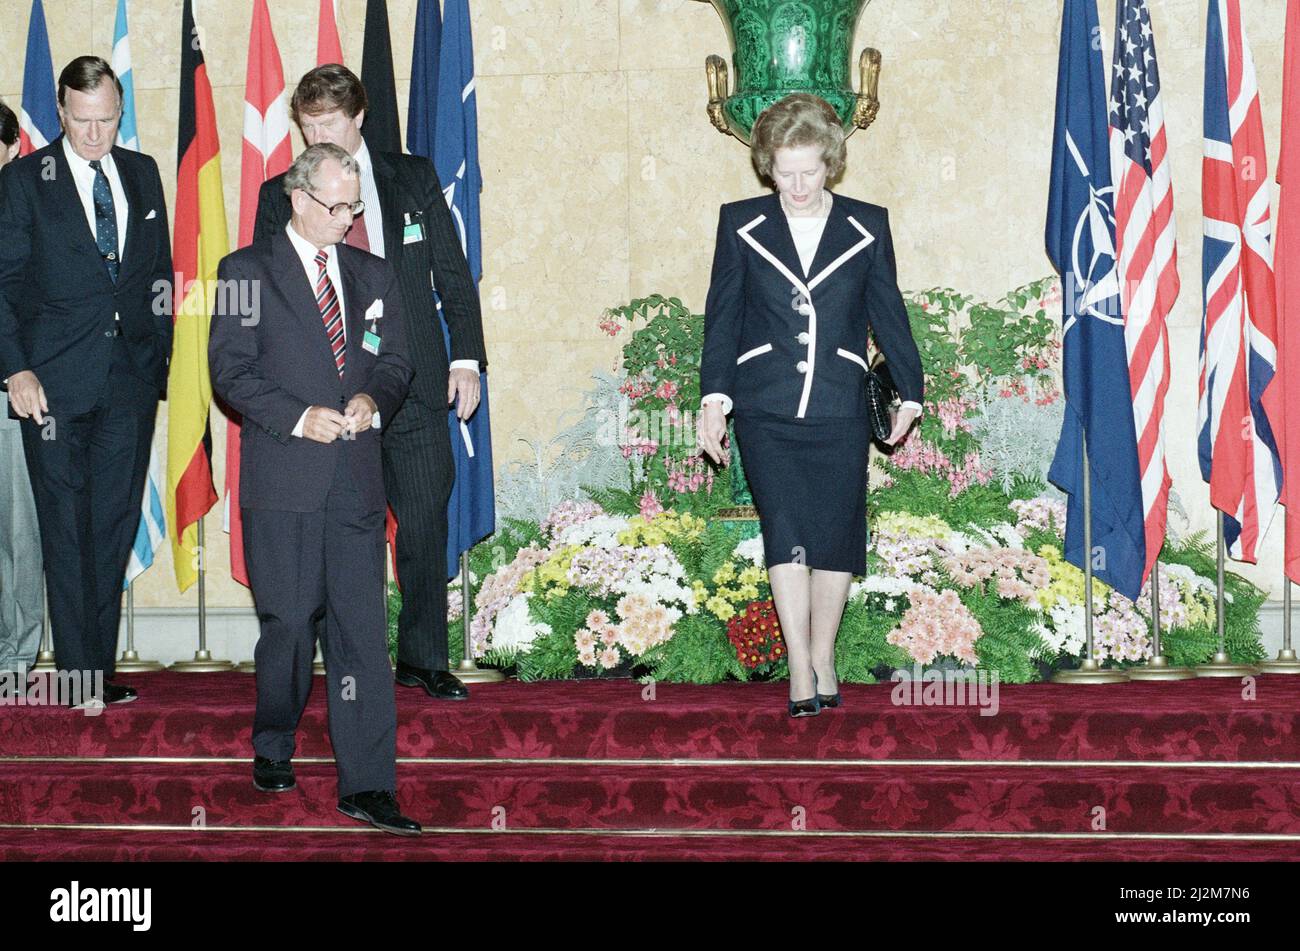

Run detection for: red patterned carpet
[[2, 672, 1299, 860]]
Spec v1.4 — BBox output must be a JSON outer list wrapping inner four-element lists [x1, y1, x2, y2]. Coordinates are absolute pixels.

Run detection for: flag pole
[[33, 576, 54, 670], [170, 516, 234, 671], [1053, 433, 1128, 683], [1196, 511, 1260, 676], [115, 580, 163, 672], [1259, 533, 1300, 672], [456, 548, 503, 683], [1129, 556, 1195, 679]]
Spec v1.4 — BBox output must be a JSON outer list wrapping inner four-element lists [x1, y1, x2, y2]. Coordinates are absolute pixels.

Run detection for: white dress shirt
[[352, 139, 479, 379], [285, 222, 381, 437], [701, 199, 922, 418], [63, 137, 129, 262]]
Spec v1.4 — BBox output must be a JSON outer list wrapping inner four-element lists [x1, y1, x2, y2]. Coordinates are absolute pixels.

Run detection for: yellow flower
[[706, 596, 736, 621], [712, 562, 737, 585]]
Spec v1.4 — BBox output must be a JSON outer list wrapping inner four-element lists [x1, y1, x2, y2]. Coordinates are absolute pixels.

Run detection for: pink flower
[[639, 490, 664, 520], [598, 647, 620, 669]]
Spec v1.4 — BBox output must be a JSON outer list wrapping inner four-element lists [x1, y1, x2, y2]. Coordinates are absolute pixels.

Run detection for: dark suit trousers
[[382, 396, 456, 670], [19, 339, 156, 679], [242, 453, 397, 797]]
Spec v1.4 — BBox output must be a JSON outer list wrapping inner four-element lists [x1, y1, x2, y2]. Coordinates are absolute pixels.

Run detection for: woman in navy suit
[[696, 94, 924, 717]]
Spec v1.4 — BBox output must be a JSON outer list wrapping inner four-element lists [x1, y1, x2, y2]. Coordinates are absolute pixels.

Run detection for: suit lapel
[[272, 230, 338, 372], [804, 193, 875, 291], [113, 147, 146, 284], [338, 248, 367, 386], [48, 139, 112, 281], [739, 193, 809, 295], [368, 150, 405, 260]]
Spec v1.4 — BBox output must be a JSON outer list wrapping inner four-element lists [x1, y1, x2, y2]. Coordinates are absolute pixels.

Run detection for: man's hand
[[448, 367, 480, 421], [343, 393, 378, 434], [7, 371, 48, 425], [697, 401, 730, 467], [302, 406, 349, 443], [884, 403, 921, 446]]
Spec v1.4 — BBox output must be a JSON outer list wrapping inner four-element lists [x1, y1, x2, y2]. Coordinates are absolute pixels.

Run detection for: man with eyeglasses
[[210, 143, 420, 835], [254, 64, 486, 703]]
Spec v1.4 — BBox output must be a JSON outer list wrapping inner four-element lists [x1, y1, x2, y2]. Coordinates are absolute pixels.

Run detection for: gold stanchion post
[[170, 516, 234, 672], [115, 581, 164, 673], [1196, 512, 1260, 677], [454, 548, 503, 683], [1129, 559, 1195, 680]]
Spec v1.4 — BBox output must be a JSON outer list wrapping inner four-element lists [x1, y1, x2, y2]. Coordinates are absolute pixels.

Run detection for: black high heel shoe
[[788, 670, 821, 718], [814, 670, 842, 708]]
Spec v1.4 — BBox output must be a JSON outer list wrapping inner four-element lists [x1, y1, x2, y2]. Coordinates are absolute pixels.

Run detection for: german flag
[[167, 0, 228, 592]]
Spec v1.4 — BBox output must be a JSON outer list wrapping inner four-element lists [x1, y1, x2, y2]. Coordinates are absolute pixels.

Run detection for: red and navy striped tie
[[314, 249, 345, 377]]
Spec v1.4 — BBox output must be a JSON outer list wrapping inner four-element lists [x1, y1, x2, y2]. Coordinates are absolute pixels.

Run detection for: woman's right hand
[[697, 401, 730, 467]]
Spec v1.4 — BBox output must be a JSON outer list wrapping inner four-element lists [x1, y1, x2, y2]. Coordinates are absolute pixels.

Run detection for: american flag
[[1198, 0, 1281, 562], [1108, 0, 1178, 584]]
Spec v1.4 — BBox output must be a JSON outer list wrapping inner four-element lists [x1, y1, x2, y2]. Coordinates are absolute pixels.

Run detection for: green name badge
[[362, 330, 381, 355], [402, 221, 424, 245]]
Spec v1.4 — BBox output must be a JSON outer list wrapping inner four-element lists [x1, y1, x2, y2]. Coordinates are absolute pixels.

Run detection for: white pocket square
[[145, 209, 157, 220]]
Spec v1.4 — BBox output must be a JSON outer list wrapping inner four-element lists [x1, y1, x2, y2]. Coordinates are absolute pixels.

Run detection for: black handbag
[[865, 356, 899, 443]]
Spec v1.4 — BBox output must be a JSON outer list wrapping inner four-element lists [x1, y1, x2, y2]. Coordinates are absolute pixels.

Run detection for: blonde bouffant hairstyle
[[749, 93, 847, 183]]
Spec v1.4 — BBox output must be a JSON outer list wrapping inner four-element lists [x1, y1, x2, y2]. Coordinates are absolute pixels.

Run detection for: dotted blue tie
[[88, 159, 119, 284]]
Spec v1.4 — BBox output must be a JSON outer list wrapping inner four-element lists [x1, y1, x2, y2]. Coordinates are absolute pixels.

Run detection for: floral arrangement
[[394, 280, 1267, 682]]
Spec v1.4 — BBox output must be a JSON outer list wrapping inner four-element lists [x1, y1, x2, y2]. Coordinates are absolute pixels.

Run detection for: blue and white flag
[[114, 0, 166, 587], [420, 0, 495, 579], [112, 0, 139, 151], [1045, 0, 1147, 601]]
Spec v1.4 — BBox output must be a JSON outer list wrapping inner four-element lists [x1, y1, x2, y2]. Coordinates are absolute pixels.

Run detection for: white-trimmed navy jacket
[[699, 191, 924, 419]]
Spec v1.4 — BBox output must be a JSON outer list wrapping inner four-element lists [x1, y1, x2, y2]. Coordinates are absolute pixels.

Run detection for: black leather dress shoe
[[67, 682, 137, 708], [395, 662, 469, 700], [252, 756, 296, 793], [338, 790, 422, 836]]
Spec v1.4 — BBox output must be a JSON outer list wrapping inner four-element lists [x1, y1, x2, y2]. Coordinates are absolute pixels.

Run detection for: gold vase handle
[[706, 54, 731, 136], [851, 47, 882, 131]]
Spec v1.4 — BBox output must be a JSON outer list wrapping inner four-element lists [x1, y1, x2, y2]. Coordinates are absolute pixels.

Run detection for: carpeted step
[[3, 760, 1298, 835], [1, 824, 1295, 862], [4, 672, 1299, 763]]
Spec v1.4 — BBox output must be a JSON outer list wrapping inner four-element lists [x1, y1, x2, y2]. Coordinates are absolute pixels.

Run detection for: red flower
[[726, 600, 786, 668]]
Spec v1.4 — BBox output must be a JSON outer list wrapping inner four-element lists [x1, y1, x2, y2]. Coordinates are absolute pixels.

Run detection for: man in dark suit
[[210, 142, 420, 834], [253, 65, 487, 702], [0, 57, 172, 707]]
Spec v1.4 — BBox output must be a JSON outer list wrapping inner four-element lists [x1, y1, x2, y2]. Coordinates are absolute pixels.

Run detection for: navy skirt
[[732, 408, 870, 576]]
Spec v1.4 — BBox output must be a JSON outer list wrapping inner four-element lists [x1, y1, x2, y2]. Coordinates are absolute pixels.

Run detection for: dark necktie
[[315, 250, 346, 377], [88, 159, 119, 284]]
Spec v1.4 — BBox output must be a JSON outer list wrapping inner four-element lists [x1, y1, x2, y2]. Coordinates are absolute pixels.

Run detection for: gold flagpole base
[[31, 651, 57, 671], [455, 659, 505, 683], [169, 651, 235, 672], [1127, 654, 1196, 680], [114, 651, 165, 673], [1258, 649, 1300, 674], [1194, 652, 1260, 677], [1051, 658, 1130, 684], [234, 660, 257, 673]]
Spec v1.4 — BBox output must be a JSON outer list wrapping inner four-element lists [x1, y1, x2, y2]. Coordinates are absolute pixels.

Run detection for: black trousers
[[381, 395, 455, 671], [242, 455, 397, 797], [18, 339, 156, 680]]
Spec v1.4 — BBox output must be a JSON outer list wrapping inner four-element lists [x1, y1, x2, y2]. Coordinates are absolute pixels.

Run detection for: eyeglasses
[[303, 191, 365, 219]]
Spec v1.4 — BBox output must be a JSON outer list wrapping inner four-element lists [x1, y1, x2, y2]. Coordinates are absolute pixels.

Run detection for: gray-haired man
[[209, 143, 419, 835]]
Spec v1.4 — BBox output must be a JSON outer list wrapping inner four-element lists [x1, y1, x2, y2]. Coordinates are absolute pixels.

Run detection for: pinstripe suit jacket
[[254, 150, 486, 411], [700, 191, 924, 419]]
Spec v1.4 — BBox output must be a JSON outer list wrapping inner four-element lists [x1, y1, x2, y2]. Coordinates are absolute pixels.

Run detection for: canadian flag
[[225, 0, 292, 586]]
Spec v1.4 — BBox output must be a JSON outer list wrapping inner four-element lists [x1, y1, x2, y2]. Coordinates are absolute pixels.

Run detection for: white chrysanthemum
[[489, 593, 551, 654], [555, 514, 632, 549], [733, 535, 766, 566]]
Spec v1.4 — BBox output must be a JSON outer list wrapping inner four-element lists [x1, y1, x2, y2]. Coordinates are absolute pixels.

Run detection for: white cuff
[[449, 359, 480, 373], [291, 408, 310, 438], [701, 393, 733, 415], [900, 400, 922, 413]]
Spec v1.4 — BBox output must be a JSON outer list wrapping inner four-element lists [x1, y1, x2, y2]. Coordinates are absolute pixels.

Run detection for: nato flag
[[1044, 0, 1147, 602]]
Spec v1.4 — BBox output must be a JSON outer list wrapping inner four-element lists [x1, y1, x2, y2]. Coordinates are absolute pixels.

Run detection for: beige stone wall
[[0, 0, 1292, 611]]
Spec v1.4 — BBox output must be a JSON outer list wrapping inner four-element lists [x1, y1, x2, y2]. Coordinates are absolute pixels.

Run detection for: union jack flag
[[1197, 0, 1281, 562], [1108, 0, 1178, 583]]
